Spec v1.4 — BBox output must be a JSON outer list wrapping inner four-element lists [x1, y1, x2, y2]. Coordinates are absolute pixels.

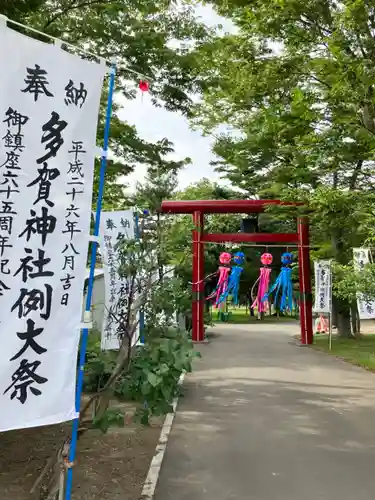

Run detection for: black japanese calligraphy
[[67, 141, 85, 182], [62, 219, 81, 240], [0, 183, 19, 199], [60, 140, 86, 306], [120, 217, 130, 229], [0, 235, 11, 256], [19, 207, 57, 246], [64, 80, 87, 107], [11, 284, 52, 320], [65, 204, 80, 219], [2, 130, 24, 153], [1, 151, 20, 171], [0, 200, 16, 214], [3, 108, 29, 133], [106, 218, 116, 230], [4, 359, 48, 404], [0, 107, 29, 288], [0, 108, 28, 271], [66, 187, 84, 201], [60, 273, 74, 290], [28, 162, 60, 207], [63, 255, 75, 271], [0, 278, 10, 296], [0, 259, 10, 274], [21, 64, 54, 101], [10, 319, 46, 361], [0, 215, 13, 235], [14, 248, 53, 283], [104, 236, 117, 303], [62, 242, 79, 255], [37, 112, 67, 164], [61, 293, 69, 306]]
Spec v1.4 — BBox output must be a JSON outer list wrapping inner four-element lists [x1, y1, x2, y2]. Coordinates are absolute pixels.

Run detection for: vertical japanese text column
[[297, 216, 313, 344], [192, 210, 204, 342]]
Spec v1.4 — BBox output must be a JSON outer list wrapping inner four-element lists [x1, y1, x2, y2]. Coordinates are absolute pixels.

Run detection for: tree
[[1, 0, 213, 205], [192, 0, 375, 336]]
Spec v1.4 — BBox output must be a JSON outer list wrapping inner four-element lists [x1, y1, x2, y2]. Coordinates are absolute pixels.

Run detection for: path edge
[[140, 372, 185, 500]]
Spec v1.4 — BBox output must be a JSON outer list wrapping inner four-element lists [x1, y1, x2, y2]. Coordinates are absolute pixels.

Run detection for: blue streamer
[[262, 252, 294, 312], [64, 64, 116, 500], [217, 265, 243, 305], [217, 252, 245, 305]]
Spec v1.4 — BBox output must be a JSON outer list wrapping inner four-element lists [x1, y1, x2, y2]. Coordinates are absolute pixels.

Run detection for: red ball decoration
[[261, 252, 273, 266], [139, 80, 149, 92], [219, 252, 232, 265]]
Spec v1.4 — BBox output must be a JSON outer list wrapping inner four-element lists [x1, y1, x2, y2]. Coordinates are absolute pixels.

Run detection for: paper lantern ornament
[[281, 252, 293, 265], [219, 251, 232, 265], [260, 252, 273, 266], [233, 251, 245, 265], [139, 80, 149, 92]]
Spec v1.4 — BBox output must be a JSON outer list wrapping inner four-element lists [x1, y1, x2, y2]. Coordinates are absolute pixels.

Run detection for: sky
[[117, 5, 235, 193]]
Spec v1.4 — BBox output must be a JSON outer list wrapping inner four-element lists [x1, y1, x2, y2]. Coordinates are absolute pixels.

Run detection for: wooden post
[[297, 217, 313, 344], [192, 211, 205, 342]]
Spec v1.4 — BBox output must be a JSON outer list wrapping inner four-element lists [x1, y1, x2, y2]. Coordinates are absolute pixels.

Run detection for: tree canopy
[[189, 0, 375, 335]]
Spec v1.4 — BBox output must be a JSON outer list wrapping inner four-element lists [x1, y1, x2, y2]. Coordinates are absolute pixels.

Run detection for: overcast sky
[[118, 5, 235, 192]]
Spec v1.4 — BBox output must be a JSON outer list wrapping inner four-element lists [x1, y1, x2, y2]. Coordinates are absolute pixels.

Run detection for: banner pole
[[329, 313, 332, 351], [328, 260, 333, 351], [134, 211, 145, 344], [64, 63, 116, 500]]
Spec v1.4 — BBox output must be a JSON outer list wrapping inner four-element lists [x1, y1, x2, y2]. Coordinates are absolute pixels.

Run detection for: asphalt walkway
[[154, 322, 375, 500]]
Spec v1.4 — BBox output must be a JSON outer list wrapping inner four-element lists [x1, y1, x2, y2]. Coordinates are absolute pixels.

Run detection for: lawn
[[210, 306, 298, 324], [312, 334, 375, 371]]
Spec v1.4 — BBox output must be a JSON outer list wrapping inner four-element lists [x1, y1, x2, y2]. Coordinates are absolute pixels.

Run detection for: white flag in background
[[313, 260, 332, 314], [353, 248, 375, 319], [99, 210, 139, 350]]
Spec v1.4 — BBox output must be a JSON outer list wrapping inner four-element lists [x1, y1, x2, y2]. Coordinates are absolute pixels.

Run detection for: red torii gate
[[161, 199, 313, 345]]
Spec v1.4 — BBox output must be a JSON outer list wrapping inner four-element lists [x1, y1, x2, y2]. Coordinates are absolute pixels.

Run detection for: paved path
[[154, 323, 375, 500]]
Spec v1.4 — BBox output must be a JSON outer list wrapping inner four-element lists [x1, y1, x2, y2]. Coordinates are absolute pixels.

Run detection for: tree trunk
[[334, 296, 352, 338], [331, 231, 353, 338], [331, 300, 338, 328]]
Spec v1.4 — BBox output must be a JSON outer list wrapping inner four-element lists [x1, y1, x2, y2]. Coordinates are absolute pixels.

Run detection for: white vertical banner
[[99, 210, 140, 350], [353, 248, 375, 319], [0, 25, 105, 431], [313, 260, 332, 313]]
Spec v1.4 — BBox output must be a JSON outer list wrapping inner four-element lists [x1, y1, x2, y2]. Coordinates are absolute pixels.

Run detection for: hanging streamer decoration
[[207, 252, 232, 307], [262, 252, 294, 312], [251, 253, 273, 313], [218, 252, 245, 306]]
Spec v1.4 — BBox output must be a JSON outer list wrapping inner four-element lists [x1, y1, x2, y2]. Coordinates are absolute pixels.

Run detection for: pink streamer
[[252, 267, 271, 313], [207, 266, 231, 307]]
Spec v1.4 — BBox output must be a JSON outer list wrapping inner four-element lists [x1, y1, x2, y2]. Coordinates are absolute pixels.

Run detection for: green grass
[[210, 306, 298, 324], [312, 335, 375, 371]]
